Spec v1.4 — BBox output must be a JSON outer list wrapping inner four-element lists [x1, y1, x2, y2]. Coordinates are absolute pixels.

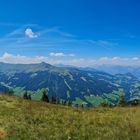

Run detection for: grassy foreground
[[0, 94, 140, 140]]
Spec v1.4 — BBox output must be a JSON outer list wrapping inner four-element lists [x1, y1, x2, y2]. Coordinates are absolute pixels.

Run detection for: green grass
[[73, 97, 87, 106], [0, 94, 140, 140], [85, 95, 105, 106]]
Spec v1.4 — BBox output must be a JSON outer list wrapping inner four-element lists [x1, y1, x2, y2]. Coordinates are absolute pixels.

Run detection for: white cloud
[[112, 57, 119, 60], [69, 54, 75, 57], [49, 52, 65, 57], [2, 52, 12, 60], [0, 52, 140, 66], [25, 28, 38, 38], [132, 57, 139, 61], [99, 57, 109, 61], [49, 52, 75, 57], [0, 52, 47, 64]]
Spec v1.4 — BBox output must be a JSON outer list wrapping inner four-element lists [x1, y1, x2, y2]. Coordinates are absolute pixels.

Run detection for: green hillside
[[0, 94, 140, 140], [0, 62, 140, 106]]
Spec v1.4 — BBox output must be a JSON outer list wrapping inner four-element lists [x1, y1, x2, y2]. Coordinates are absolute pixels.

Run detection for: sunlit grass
[[0, 94, 140, 140]]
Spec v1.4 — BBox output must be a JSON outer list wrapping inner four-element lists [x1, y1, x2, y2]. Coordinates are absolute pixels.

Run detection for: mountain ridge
[[0, 62, 140, 106]]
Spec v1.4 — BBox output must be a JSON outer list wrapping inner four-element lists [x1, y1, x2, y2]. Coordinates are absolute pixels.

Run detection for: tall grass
[[0, 94, 140, 140]]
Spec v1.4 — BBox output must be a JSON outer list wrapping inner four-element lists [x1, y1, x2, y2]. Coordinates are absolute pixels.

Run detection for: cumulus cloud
[[0, 52, 140, 66], [0, 52, 47, 64], [25, 28, 38, 38], [49, 52, 65, 57], [2, 52, 12, 60], [49, 52, 75, 57]]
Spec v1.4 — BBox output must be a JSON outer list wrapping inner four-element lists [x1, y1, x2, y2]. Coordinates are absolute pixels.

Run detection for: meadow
[[0, 94, 140, 140]]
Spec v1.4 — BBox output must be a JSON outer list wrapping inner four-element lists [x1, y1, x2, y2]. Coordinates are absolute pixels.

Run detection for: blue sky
[[0, 0, 140, 66]]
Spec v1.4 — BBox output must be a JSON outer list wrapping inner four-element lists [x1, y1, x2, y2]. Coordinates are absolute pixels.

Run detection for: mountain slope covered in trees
[[0, 62, 140, 106]]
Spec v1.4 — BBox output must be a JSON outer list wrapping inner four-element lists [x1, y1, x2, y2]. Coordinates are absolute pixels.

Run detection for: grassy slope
[[0, 94, 140, 140]]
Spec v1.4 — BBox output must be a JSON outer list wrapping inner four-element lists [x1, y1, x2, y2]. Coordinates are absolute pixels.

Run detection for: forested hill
[[0, 62, 140, 106]]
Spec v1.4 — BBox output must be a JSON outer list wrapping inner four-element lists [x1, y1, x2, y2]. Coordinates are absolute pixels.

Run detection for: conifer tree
[[67, 100, 72, 106], [51, 96, 56, 104], [23, 90, 28, 99], [118, 94, 126, 107], [56, 97, 60, 104], [28, 94, 32, 100], [41, 88, 49, 102], [8, 88, 14, 95]]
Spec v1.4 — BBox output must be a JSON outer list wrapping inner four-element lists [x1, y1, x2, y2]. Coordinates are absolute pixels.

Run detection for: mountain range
[[0, 62, 140, 106]]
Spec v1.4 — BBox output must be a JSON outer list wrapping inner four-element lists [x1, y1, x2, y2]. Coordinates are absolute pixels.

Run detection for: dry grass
[[0, 128, 7, 138], [0, 94, 140, 140]]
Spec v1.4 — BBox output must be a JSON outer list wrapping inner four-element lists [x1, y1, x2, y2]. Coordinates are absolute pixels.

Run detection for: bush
[[127, 99, 140, 106], [100, 100, 110, 107], [118, 94, 126, 107]]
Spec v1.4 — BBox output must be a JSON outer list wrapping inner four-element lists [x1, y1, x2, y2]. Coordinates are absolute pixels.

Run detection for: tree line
[[100, 94, 140, 107], [5, 88, 140, 107], [23, 88, 73, 106]]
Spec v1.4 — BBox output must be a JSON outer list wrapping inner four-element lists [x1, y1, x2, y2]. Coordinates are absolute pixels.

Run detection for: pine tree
[[63, 100, 67, 105], [28, 94, 32, 100], [56, 97, 60, 104], [61, 100, 64, 105], [23, 91, 28, 99], [8, 88, 14, 95], [118, 94, 126, 107], [51, 96, 56, 104], [81, 104, 84, 108], [41, 89, 49, 102], [67, 100, 72, 106]]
